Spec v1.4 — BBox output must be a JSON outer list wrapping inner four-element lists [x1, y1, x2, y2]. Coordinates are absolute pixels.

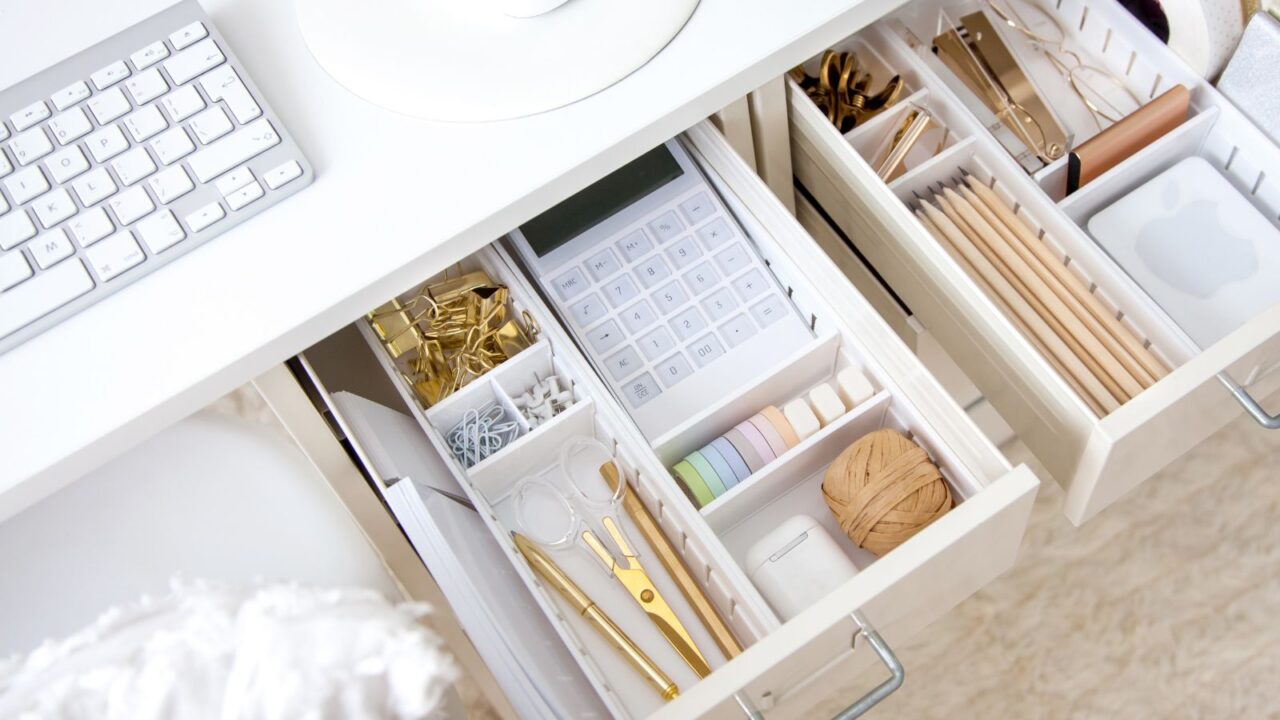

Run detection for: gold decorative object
[[790, 50, 903, 133], [366, 269, 536, 408]]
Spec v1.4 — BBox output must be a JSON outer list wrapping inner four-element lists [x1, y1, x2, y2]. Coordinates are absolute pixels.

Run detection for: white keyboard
[[0, 0, 312, 354]]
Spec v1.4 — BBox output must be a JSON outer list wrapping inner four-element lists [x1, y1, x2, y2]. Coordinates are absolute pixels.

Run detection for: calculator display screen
[[521, 145, 684, 257]]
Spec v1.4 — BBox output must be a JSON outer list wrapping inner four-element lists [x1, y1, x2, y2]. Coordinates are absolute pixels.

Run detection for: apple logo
[[1134, 174, 1257, 298]]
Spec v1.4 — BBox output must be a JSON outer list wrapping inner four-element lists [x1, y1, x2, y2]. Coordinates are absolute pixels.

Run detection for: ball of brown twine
[[821, 428, 953, 556]]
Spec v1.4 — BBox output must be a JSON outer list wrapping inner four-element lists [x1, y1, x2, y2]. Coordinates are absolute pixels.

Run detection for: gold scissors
[[581, 511, 711, 678]]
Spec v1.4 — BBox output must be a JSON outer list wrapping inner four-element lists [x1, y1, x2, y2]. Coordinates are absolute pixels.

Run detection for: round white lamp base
[[295, 0, 700, 122]]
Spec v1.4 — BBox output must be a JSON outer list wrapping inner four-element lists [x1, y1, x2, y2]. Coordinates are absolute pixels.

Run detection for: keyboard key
[[600, 274, 639, 308], [679, 192, 714, 225], [136, 209, 185, 253], [32, 187, 76, 228], [750, 294, 788, 327], [130, 41, 169, 70], [616, 229, 652, 262], [713, 242, 751, 277], [47, 108, 92, 146], [111, 147, 157, 186], [189, 107, 233, 144], [170, 21, 208, 50], [160, 85, 206, 123], [551, 266, 588, 301], [148, 166, 195, 204], [123, 105, 167, 142], [87, 87, 131, 125], [633, 254, 671, 288], [186, 118, 279, 182], [199, 65, 261, 123], [585, 319, 624, 354], [263, 161, 302, 189], [72, 167, 118, 206], [85, 125, 129, 162], [619, 299, 658, 333], [30, 228, 74, 268], [51, 81, 91, 111], [5, 166, 49, 205], [151, 127, 195, 165], [0, 150, 11, 178], [637, 326, 676, 361], [225, 180, 264, 210], [108, 186, 154, 225], [568, 292, 606, 327], [621, 373, 661, 408], [10, 127, 53, 165], [91, 60, 131, 90], [164, 38, 225, 85], [0, 125, 7, 142], [0, 252, 32, 291], [184, 202, 225, 232], [681, 261, 720, 296], [215, 166, 255, 196], [125, 67, 169, 105], [719, 313, 758, 348], [0, 258, 94, 338], [651, 280, 688, 315], [0, 194, 7, 214], [669, 306, 707, 341], [583, 247, 621, 281], [45, 146, 89, 184], [69, 207, 114, 247], [664, 235, 702, 269], [85, 230, 145, 281], [10, 101, 50, 132], [603, 346, 643, 381], [701, 286, 738, 322], [731, 268, 768, 302], [647, 210, 684, 243], [654, 352, 694, 388], [687, 333, 727, 368], [0, 210, 36, 250], [697, 217, 734, 249]]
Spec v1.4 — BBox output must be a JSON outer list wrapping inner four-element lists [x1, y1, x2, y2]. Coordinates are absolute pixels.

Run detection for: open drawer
[[254, 121, 1038, 719], [790, 0, 1280, 525]]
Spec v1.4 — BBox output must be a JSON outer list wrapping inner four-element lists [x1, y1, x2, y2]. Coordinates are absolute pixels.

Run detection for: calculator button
[[604, 346, 644, 381], [701, 286, 738, 322], [679, 192, 714, 225], [584, 247, 622, 281], [664, 236, 703, 269], [654, 352, 694, 388], [697, 217, 735, 249], [670, 306, 708, 341], [652, 280, 689, 315], [633, 254, 672, 288], [719, 313, 758, 348], [713, 243, 751, 277], [688, 333, 727, 368], [552, 267, 590, 301], [750, 294, 789, 327], [731, 268, 768, 302], [622, 373, 662, 408], [682, 261, 721, 297], [637, 326, 677, 360], [648, 210, 684, 243], [620, 299, 658, 333], [569, 292, 607, 327], [601, 274, 640, 308], [586, 319, 625, 354], [616, 229, 653, 262]]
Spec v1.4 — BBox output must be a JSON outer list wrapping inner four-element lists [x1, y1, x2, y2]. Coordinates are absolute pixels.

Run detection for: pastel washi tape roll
[[724, 427, 766, 475], [734, 420, 777, 465], [759, 405, 800, 448], [700, 442, 740, 490], [710, 436, 751, 484], [672, 459, 714, 507], [749, 414, 788, 459], [687, 451, 727, 498]]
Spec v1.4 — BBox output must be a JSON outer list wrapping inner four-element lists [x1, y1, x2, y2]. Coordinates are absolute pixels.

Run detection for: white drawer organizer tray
[[259, 123, 1038, 720], [791, 0, 1280, 525]]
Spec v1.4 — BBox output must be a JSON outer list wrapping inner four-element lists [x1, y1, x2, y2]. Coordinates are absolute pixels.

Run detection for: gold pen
[[512, 532, 679, 701]]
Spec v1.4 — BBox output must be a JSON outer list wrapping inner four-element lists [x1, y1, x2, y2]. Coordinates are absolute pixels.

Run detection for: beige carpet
[[816, 413, 1280, 719]]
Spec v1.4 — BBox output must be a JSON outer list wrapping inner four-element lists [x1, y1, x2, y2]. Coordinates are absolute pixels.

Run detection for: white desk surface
[[0, 0, 900, 519]]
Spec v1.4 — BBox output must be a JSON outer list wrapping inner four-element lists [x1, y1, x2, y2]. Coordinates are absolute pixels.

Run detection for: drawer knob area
[[1220, 373, 1280, 429]]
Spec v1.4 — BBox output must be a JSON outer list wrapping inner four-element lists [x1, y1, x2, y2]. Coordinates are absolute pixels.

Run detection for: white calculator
[[509, 139, 813, 440]]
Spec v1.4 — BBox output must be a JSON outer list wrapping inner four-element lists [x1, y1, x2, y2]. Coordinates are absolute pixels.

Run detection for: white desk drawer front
[[262, 122, 1039, 718], [790, 0, 1280, 525]]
